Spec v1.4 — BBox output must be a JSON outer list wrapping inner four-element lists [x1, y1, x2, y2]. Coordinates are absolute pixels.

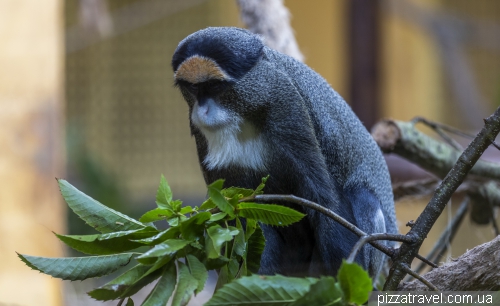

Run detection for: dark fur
[[172, 27, 397, 277]]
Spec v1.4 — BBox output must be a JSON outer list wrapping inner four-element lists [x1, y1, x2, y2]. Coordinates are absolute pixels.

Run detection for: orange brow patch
[[175, 55, 230, 83]]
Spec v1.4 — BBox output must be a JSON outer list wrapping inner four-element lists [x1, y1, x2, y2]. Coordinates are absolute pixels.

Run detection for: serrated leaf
[[171, 262, 198, 306], [186, 254, 208, 294], [206, 274, 317, 306], [291, 277, 343, 306], [88, 264, 163, 300], [137, 239, 190, 262], [208, 181, 235, 217], [139, 208, 174, 223], [55, 233, 144, 255], [237, 203, 305, 226], [142, 263, 177, 306], [337, 261, 372, 305], [18, 253, 133, 281], [206, 225, 239, 257], [180, 212, 211, 241], [58, 179, 145, 233], [55, 228, 157, 255], [156, 175, 173, 209], [133, 227, 180, 245], [246, 224, 265, 274]]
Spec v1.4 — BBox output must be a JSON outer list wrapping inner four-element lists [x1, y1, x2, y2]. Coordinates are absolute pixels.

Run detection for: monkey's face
[[176, 78, 238, 134], [172, 28, 269, 171]]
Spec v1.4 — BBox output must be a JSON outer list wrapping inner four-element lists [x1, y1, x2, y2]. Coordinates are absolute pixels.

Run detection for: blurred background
[[1, 0, 500, 305]]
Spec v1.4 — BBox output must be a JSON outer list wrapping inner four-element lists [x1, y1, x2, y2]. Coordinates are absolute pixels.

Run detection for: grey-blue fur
[[172, 27, 398, 278]]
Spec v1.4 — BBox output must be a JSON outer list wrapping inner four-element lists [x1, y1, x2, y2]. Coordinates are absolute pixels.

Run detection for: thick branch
[[398, 236, 500, 291], [383, 107, 500, 290], [236, 0, 304, 62], [372, 119, 500, 180]]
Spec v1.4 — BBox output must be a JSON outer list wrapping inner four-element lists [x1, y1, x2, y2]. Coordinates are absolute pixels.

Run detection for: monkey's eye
[[189, 83, 199, 93]]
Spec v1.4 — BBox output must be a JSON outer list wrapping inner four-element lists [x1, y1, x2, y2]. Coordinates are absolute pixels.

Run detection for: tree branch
[[398, 235, 500, 291], [236, 0, 304, 62], [372, 119, 500, 180], [383, 107, 500, 290]]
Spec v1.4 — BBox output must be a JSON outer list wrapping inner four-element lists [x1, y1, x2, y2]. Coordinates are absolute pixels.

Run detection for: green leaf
[[206, 256, 230, 270], [246, 224, 265, 274], [232, 218, 246, 258], [221, 187, 254, 199], [126, 298, 134, 306], [18, 253, 133, 281], [171, 200, 182, 212], [133, 227, 180, 245], [141, 263, 177, 306], [55, 228, 157, 255], [337, 261, 372, 305], [139, 208, 174, 223], [237, 203, 305, 226], [254, 176, 269, 195], [209, 179, 224, 191], [180, 211, 211, 241], [58, 179, 145, 233], [186, 254, 208, 294], [180, 206, 193, 214], [55, 233, 143, 255], [245, 218, 258, 240], [88, 264, 162, 300], [156, 174, 173, 208], [137, 239, 190, 262], [227, 258, 240, 281], [206, 274, 317, 306], [291, 277, 343, 306], [200, 198, 216, 210], [206, 225, 239, 258], [171, 262, 198, 306], [209, 212, 227, 222], [208, 182, 235, 217], [215, 265, 229, 292]]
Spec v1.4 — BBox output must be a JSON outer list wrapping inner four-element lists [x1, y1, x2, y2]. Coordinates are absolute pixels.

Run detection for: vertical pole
[[349, 0, 380, 129]]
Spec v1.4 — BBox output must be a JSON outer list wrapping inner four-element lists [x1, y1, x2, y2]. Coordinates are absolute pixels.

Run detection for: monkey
[[171, 27, 397, 278]]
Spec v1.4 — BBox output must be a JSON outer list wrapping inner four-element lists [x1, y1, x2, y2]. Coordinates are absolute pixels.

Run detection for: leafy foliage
[[18, 175, 373, 305]]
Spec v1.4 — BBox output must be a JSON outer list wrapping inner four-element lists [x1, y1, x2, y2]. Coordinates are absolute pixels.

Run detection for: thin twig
[[347, 233, 414, 263], [117, 298, 125, 306], [410, 197, 469, 280], [243, 194, 437, 267], [413, 116, 500, 150], [401, 264, 439, 291], [415, 254, 438, 269]]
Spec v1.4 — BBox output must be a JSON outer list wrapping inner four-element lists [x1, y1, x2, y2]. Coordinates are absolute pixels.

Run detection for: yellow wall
[[0, 0, 64, 305], [286, 0, 349, 99], [380, 0, 446, 123]]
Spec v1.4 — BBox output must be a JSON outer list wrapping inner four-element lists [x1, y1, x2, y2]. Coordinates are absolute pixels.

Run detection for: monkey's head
[[172, 27, 269, 171]]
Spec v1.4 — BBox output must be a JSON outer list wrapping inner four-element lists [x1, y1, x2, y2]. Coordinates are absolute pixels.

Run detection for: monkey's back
[[263, 48, 398, 237]]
